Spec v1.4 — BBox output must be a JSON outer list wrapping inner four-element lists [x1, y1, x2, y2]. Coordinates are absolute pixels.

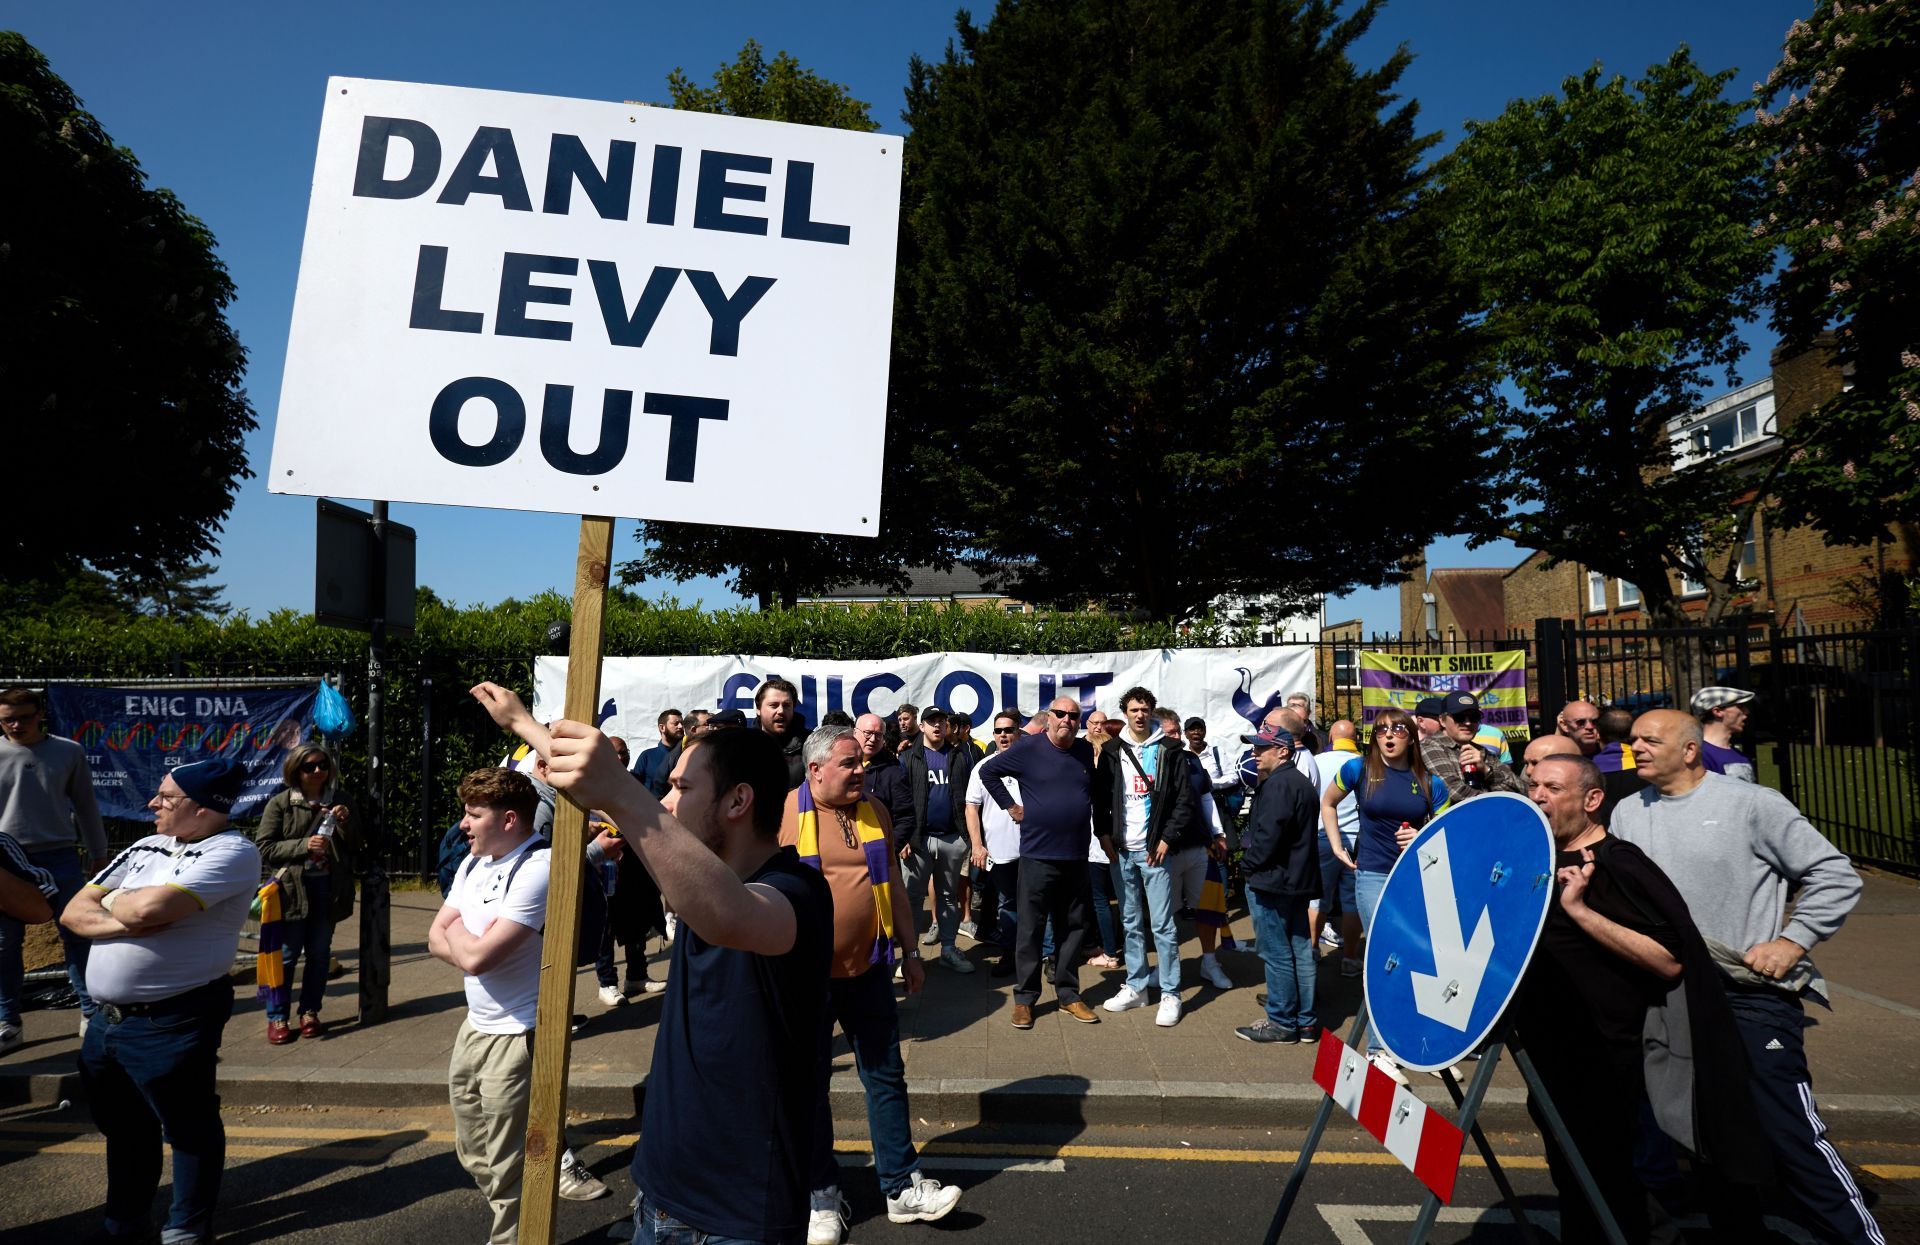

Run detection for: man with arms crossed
[[474, 683, 836, 1245], [63, 759, 256, 1245], [1613, 709, 1879, 1245]]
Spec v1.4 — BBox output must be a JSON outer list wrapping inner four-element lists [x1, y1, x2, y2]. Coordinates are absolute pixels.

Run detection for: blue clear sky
[[12, 1, 1808, 631]]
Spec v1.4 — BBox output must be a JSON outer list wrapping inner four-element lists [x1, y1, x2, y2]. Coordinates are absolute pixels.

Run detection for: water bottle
[[1397, 820, 1414, 853], [311, 809, 337, 864]]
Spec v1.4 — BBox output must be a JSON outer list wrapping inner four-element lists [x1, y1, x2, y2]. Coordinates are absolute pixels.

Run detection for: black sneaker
[[1235, 1020, 1298, 1044], [1298, 1027, 1320, 1045], [1042, 956, 1057, 985]]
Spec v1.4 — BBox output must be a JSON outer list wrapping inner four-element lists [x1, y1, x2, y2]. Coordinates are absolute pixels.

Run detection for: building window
[[1586, 571, 1607, 612], [1332, 647, 1359, 690], [1003, 602, 1024, 615], [1740, 519, 1759, 575], [1680, 402, 1769, 463], [1617, 580, 1641, 608]]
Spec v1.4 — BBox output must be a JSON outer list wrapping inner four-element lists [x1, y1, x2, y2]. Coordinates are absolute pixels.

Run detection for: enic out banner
[[534, 647, 1317, 752], [44, 685, 320, 820], [1357, 651, 1531, 741], [270, 77, 904, 535]]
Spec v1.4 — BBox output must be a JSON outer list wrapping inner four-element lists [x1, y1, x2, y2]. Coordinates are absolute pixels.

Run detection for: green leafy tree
[[623, 42, 953, 608], [120, 561, 230, 619], [0, 34, 256, 586], [1442, 48, 1772, 627], [1760, 1, 1920, 544], [894, 0, 1498, 621]]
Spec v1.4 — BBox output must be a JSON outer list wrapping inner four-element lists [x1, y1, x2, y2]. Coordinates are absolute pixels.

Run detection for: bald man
[[1520, 733, 1582, 787], [1613, 710, 1877, 1244], [1556, 700, 1601, 757]]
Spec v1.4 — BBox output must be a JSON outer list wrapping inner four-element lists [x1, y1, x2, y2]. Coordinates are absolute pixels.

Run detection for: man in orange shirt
[[780, 725, 964, 1244]]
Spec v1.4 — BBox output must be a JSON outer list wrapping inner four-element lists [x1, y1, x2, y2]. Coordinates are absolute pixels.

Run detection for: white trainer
[[597, 984, 623, 1008], [807, 1187, 849, 1244], [1369, 1052, 1410, 1087], [0, 1022, 21, 1056], [1200, 958, 1233, 991], [557, 1150, 609, 1200], [886, 1170, 962, 1224], [1102, 985, 1148, 1013], [939, 946, 976, 974], [1156, 993, 1183, 1027]]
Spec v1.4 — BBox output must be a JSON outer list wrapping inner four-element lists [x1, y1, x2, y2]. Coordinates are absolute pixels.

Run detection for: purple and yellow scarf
[[793, 785, 897, 967]]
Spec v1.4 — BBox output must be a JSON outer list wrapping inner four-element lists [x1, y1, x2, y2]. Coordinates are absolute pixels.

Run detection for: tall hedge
[[3, 594, 1258, 872]]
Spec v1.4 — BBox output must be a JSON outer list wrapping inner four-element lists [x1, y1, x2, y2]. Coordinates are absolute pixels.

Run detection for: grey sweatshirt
[[1610, 771, 1859, 959], [0, 734, 109, 859]]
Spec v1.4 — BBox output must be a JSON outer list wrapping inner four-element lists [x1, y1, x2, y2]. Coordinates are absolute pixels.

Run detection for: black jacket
[[1093, 736, 1198, 854], [863, 750, 918, 851], [1240, 763, 1323, 900], [902, 741, 974, 851]]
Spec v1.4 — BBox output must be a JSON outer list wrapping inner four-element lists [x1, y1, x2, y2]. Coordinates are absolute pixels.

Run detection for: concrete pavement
[[5, 870, 1919, 1131]]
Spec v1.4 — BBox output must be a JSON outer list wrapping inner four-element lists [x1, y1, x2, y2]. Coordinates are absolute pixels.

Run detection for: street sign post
[[1266, 792, 1629, 1245], [1365, 792, 1554, 1071]]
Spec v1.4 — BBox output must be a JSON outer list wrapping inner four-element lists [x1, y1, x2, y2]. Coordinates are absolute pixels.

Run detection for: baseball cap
[[1440, 691, 1481, 718], [1240, 727, 1296, 750], [707, 708, 748, 728], [1690, 686, 1756, 713], [170, 758, 248, 814], [1414, 697, 1445, 720]]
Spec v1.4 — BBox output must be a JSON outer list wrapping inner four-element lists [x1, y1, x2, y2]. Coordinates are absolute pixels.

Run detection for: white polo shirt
[[964, 764, 1022, 865], [447, 835, 550, 1034], [85, 831, 261, 1004]]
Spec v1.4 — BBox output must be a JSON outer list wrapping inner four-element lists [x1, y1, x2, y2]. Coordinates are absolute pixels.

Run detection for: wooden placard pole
[[520, 515, 613, 1245]]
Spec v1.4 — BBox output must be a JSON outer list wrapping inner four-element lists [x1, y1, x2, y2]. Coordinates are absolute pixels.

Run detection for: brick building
[[1406, 343, 1918, 634]]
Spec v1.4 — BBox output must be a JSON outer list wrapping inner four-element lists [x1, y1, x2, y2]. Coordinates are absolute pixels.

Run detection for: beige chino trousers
[[448, 1018, 534, 1244]]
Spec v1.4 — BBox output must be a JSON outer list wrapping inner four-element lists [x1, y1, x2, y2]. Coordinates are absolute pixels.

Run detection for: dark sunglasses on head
[[1050, 708, 1080, 721], [301, 759, 332, 773]]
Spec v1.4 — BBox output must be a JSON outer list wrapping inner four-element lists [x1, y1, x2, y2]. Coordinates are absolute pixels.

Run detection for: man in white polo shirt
[[61, 757, 258, 1245], [430, 766, 603, 1245]]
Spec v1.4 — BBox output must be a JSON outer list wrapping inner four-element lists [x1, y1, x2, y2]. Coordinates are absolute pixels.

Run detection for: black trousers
[[1014, 857, 1088, 1007], [1525, 1043, 1652, 1245]]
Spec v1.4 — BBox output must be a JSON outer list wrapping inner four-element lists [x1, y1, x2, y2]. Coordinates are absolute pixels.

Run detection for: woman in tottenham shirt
[[1319, 708, 1448, 1058]]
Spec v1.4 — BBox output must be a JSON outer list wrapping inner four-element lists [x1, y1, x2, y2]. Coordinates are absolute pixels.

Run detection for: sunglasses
[[1564, 717, 1598, 728], [301, 759, 332, 773], [1373, 723, 1411, 737], [1050, 708, 1080, 721], [992, 727, 1018, 735]]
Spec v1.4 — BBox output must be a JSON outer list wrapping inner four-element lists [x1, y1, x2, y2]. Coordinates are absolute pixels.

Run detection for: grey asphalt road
[[1, 1101, 1913, 1244]]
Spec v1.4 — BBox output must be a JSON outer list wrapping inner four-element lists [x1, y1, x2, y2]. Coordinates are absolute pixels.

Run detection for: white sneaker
[[920, 926, 942, 947], [939, 946, 976, 974], [597, 984, 624, 1008], [1369, 1052, 1409, 1087], [77, 1012, 88, 1041], [557, 1151, 610, 1200], [1156, 993, 1183, 1027], [1200, 958, 1233, 991], [807, 1188, 849, 1244], [1319, 925, 1343, 950], [1102, 985, 1148, 1012], [886, 1170, 962, 1224], [643, 978, 667, 994], [0, 1022, 21, 1056], [663, 913, 678, 943]]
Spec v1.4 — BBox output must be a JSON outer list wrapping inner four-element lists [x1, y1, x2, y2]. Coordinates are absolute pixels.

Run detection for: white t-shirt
[[447, 836, 550, 1034], [1116, 735, 1162, 852], [964, 764, 1022, 865], [85, 831, 261, 1004], [1312, 746, 1362, 848]]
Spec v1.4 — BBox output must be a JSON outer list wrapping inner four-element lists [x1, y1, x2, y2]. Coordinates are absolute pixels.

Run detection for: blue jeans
[[78, 978, 234, 1243], [1354, 870, 1390, 1052], [270, 872, 335, 1022], [1310, 832, 1356, 920], [0, 845, 95, 1024], [1117, 849, 1181, 996], [811, 963, 918, 1198], [1087, 855, 1120, 951], [632, 1192, 771, 1245], [1248, 889, 1316, 1031]]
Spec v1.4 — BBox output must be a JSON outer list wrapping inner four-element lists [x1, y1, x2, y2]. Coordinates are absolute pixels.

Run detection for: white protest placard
[[269, 77, 903, 536]]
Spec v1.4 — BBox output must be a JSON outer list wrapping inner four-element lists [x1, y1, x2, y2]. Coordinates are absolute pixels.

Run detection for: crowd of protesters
[[0, 669, 1883, 1244]]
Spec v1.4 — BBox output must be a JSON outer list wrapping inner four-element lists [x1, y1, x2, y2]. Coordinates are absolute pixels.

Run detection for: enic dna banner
[[1357, 650, 1531, 743], [44, 685, 320, 820]]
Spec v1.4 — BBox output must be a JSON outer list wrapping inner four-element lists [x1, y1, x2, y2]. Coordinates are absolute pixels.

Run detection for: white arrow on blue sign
[[1363, 792, 1556, 1072]]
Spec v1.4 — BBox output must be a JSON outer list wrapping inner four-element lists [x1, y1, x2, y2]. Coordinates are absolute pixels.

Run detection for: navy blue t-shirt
[[633, 847, 833, 1244], [924, 746, 953, 835], [975, 732, 1097, 860], [1335, 756, 1451, 873]]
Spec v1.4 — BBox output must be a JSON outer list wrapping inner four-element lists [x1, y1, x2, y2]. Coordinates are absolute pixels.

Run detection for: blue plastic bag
[[313, 679, 357, 739]]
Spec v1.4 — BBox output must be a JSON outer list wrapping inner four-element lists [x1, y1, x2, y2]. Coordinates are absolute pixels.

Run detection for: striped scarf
[[1196, 855, 1238, 950], [254, 879, 289, 1015], [793, 785, 896, 967]]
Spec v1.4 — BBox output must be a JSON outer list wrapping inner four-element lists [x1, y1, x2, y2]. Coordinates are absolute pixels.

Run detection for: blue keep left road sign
[[1363, 792, 1556, 1071]]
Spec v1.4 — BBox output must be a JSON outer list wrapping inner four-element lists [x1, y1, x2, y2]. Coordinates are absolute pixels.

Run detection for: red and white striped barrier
[[1311, 1030, 1465, 1203]]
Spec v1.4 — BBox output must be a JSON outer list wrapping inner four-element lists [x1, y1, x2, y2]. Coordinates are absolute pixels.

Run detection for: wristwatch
[[903, 948, 922, 961]]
